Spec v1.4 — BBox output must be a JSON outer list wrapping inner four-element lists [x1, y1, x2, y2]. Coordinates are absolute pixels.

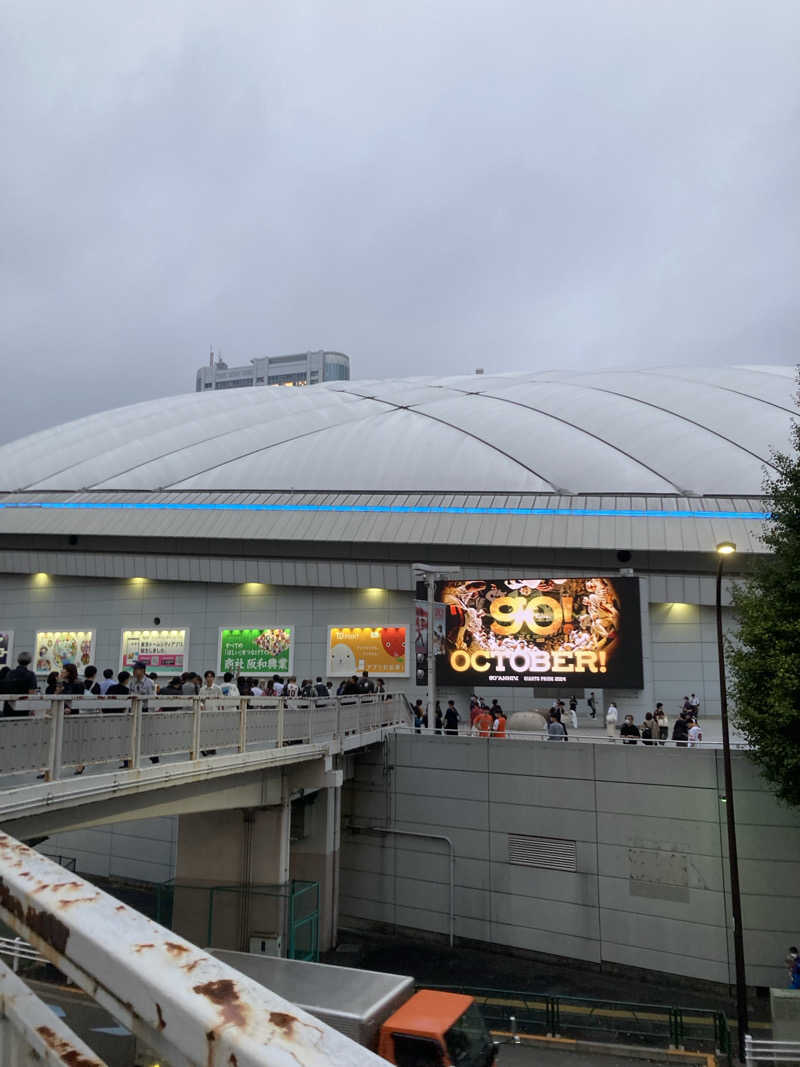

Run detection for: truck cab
[[379, 990, 496, 1067]]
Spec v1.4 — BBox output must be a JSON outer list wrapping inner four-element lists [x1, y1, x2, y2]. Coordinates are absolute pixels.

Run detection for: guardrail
[[399, 725, 750, 749], [0, 833, 383, 1066], [427, 983, 731, 1062], [0, 692, 411, 781], [745, 1033, 800, 1064], [0, 936, 47, 972]]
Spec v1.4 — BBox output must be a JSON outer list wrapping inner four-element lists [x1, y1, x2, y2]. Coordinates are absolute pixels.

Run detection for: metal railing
[[0, 936, 46, 972], [745, 1034, 800, 1064], [0, 692, 410, 781], [427, 983, 731, 1062], [400, 724, 750, 749], [0, 833, 384, 1066]]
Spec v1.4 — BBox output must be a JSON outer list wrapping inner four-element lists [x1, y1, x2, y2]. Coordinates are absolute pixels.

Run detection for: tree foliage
[[728, 376, 800, 806]]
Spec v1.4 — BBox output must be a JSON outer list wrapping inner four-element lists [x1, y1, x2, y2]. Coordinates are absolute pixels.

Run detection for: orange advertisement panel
[[326, 625, 409, 677]]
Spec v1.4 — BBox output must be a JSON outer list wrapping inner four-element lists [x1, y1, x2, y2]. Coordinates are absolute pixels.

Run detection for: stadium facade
[[0, 364, 794, 722]]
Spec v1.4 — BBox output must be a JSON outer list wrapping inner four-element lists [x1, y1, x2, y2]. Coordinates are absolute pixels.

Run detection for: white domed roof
[[0, 364, 795, 495]]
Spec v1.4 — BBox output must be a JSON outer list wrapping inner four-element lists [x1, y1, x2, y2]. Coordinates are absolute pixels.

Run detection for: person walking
[[587, 691, 597, 719], [605, 701, 619, 741], [640, 712, 656, 745], [568, 696, 578, 730], [786, 947, 800, 989], [443, 700, 460, 736], [655, 704, 669, 744], [434, 701, 443, 735], [413, 699, 426, 733], [620, 714, 640, 744], [124, 661, 159, 767]]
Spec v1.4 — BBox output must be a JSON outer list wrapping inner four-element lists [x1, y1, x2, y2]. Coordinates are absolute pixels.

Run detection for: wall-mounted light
[[32, 572, 50, 585]]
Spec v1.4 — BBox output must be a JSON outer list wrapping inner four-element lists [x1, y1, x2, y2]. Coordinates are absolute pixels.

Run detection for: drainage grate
[[508, 834, 577, 871]]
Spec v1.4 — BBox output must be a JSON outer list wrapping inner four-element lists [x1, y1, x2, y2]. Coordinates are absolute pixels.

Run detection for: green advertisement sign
[[218, 627, 294, 675]]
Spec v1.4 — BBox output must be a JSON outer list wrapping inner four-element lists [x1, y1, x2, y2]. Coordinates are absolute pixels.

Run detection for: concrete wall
[[341, 734, 800, 989], [43, 816, 178, 882]]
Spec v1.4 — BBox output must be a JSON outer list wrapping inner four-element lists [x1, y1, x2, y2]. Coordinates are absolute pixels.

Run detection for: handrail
[[397, 724, 750, 750], [745, 1033, 800, 1063], [425, 982, 731, 1061], [0, 692, 412, 783], [0, 833, 384, 1066]]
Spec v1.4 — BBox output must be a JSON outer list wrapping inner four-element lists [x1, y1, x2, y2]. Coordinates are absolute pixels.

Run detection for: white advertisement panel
[[35, 630, 96, 674], [0, 631, 13, 669], [120, 628, 190, 675]]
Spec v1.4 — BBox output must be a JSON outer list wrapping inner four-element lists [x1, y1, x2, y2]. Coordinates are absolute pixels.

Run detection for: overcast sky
[[1, 1, 799, 442]]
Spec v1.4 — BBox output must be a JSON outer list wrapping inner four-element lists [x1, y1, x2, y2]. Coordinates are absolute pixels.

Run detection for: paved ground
[[325, 932, 767, 1023]]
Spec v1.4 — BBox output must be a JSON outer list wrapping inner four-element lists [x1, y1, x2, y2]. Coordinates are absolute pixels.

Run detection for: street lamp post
[[715, 540, 748, 1062]]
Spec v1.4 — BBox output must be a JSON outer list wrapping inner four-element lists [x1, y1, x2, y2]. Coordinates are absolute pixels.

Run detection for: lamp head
[[716, 541, 736, 556]]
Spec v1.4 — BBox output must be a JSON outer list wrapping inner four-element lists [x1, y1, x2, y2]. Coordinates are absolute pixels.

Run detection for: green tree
[[728, 378, 800, 806]]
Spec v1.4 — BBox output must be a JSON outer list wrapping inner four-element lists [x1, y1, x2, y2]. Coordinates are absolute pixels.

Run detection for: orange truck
[[213, 950, 498, 1066]]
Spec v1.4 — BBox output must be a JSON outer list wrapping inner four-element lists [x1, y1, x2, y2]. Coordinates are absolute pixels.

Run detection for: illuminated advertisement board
[[435, 577, 643, 688], [326, 625, 409, 677], [218, 627, 294, 676], [35, 630, 96, 674], [414, 602, 446, 686], [0, 631, 13, 669], [120, 628, 189, 675]]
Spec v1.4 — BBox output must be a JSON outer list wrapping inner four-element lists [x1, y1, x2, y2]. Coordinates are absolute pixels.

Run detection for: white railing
[[398, 724, 750, 749], [0, 834, 383, 1066], [745, 1033, 800, 1063], [0, 692, 411, 781], [0, 957, 107, 1067], [0, 936, 46, 971]]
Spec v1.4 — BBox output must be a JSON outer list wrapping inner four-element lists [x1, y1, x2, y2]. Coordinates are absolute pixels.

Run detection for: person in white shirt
[[198, 670, 223, 757], [219, 672, 240, 698], [272, 674, 285, 696], [688, 719, 703, 747], [605, 702, 619, 740]]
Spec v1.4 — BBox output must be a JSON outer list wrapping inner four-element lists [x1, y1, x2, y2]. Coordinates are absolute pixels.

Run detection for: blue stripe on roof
[[0, 500, 769, 520]]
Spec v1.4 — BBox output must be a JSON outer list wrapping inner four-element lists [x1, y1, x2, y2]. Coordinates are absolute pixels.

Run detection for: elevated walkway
[[0, 693, 409, 837]]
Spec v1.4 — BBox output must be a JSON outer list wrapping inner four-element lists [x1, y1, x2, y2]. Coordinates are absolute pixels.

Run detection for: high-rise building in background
[[195, 349, 350, 392]]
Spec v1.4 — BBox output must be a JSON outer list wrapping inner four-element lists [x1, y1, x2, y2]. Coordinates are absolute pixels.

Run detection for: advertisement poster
[[35, 630, 96, 674], [414, 603, 446, 686], [327, 625, 408, 678], [0, 631, 13, 670], [120, 629, 189, 675], [435, 577, 643, 688], [218, 627, 294, 676]]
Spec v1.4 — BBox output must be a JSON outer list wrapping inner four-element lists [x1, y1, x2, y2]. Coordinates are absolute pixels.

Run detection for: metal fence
[[745, 1034, 800, 1064], [0, 692, 410, 781], [399, 724, 749, 749], [427, 983, 731, 1062]]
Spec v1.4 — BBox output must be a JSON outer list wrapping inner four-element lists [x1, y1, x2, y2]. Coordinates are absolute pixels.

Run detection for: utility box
[[770, 988, 800, 1042], [248, 933, 282, 957]]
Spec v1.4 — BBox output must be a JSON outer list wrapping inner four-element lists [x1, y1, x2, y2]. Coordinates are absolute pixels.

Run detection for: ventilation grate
[[508, 834, 577, 871]]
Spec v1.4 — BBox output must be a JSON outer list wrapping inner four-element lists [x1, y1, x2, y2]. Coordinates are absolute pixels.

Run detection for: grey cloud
[[1, 0, 799, 443]]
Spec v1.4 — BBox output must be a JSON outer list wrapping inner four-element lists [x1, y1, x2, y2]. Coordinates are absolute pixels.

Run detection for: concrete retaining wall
[[341, 733, 800, 989]]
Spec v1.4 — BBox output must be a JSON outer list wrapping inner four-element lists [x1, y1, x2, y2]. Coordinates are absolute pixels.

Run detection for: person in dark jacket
[[620, 715, 640, 743], [672, 712, 690, 747], [2, 651, 38, 716], [443, 700, 460, 735]]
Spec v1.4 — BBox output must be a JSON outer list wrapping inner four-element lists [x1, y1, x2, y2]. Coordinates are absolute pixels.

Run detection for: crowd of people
[[409, 688, 708, 747], [0, 652, 387, 718]]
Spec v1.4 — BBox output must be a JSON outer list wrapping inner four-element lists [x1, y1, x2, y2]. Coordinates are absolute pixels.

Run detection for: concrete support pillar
[[290, 786, 341, 953], [172, 774, 292, 953]]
